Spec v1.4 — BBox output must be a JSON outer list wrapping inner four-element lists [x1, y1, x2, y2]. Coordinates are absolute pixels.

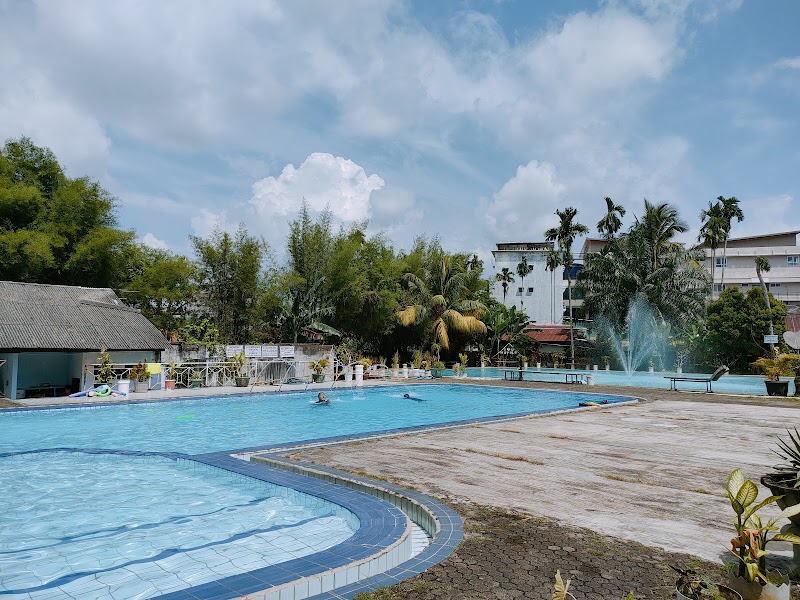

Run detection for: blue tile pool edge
[[249, 453, 464, 600], [0, 447, 410, 600]]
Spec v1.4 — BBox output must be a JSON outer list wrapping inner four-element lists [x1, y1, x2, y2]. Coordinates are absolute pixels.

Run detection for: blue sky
[[1, 0, 798, 262]]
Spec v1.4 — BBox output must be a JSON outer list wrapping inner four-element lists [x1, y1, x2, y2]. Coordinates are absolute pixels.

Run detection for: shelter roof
[[0, 281, 170, 351]]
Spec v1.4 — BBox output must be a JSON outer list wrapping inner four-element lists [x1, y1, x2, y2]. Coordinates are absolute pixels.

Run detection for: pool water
[[1, 384, 625, 455], [458, 367, 796, 396], [0, 451, 356, 599]]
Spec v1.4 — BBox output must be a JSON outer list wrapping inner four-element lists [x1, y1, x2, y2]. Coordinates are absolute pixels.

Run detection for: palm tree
[[755, 256, 775, 352], [495, 267, 514, 303], [516, 255, 533, 310], [545, 207, 589, 367], [698, 200, 725, 289], [466, 254, 483, 272], [718, 196, 744, 288], [545, 249, 561, 323], [635, 200, 688, 272], [398, 256, 487, 350], [596, 197, 626, 240], [483, 304, 530, 361]]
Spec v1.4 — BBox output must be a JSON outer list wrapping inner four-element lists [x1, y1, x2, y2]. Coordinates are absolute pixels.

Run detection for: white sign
[[244, 345, 262, 358], [225, 345, 244, 357], [279, 345, 295, 358], [764, 335, 779, 344], [261, 345, 279, 358]]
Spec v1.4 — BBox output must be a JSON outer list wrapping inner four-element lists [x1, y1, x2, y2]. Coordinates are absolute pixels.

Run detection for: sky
[[1, 0, 799, 265]]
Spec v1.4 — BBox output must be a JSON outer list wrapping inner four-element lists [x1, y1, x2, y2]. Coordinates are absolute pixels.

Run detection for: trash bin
[[117, 379, 131, 394], [586, 375, 595, 386]]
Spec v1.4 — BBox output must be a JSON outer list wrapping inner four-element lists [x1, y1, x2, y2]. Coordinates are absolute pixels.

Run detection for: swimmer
[[403, 393, 424, 402], [314, 392, 330, 404]]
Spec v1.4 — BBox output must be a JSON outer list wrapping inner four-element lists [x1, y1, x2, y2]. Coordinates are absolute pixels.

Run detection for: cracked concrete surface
[[287, 398, 799, 562]]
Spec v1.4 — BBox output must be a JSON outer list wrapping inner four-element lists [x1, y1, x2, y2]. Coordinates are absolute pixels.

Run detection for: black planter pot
[[765, 380, 789, 396], [311, 373, 325, 383], [761, 472, 800, 526], [235, 376, 250, 387]]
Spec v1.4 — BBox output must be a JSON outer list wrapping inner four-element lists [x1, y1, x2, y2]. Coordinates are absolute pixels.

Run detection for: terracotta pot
[[164, 379, 176, 390]]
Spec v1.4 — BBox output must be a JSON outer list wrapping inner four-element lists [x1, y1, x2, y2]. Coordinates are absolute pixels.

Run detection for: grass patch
[[463, 448, 544, 465]]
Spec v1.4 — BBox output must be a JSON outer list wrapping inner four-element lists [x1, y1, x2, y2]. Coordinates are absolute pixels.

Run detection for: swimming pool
[[0, 384, 627, 599], [0, 451, 357, 599], [1, 384, 626, 455], [458, 367, 796, 396]]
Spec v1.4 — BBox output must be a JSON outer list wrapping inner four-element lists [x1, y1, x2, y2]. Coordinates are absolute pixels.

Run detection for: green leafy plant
[[459, 353, 468, 372], [602, 355, 611, 368], [552, 352, 565, 367], [772, 428, 800, 485], [96, 348, 114, 384], [553, 571, 634, 600], [129, 361, 148, 382], [309, 358, 330, 374], [671, 566, 728, 600], [432, 360, 445, 370], [411, 349, 423, 369], [752, 352, 800, 381], [421, 359, 430, 371], [166, 361, 179, 380], [231, 351, 249, 378], [391, 351, 400, 369], [726, 468, 800, 584]]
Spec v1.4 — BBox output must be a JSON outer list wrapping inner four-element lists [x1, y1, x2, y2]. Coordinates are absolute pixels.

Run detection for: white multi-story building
[[705, 230, 800, 306], [491, 242, 564, 324]]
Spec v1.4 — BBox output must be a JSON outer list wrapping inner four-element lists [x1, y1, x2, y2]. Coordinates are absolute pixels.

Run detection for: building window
[[715, 257, 727, 268], [517, 287, 523, 294], [789, 256, 799, 267], [527, 287, 534, 293], [713, 283, 723, 292], [770, 282, 781, 288]]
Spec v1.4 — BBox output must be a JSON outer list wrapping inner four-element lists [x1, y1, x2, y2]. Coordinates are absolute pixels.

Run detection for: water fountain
[[595, 295, 669, 377]]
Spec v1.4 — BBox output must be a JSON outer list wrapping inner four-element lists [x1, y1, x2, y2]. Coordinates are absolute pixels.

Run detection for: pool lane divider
[[249, 452, 463, 600]]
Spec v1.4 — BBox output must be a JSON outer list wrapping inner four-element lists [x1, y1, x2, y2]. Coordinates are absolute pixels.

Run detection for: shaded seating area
[[665, 365, 729, 392]]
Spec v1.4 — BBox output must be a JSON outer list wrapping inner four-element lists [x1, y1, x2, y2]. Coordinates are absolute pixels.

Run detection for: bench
[[664, 365, 729, 393], [501, 369, 587, 385]]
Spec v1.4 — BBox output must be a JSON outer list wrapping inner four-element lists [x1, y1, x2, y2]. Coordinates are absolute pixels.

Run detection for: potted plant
[[648, 358, 655, 373], [761, 428, 800, 528], [391, 352, 400, 377], [411, 349, 423, 377], [358, 357, 372, 379], [553, 570, 634, 600], [602, 355, 611, 371], [552, 352, 565, 369], [96, 348, 115, 385], [309, 358, 329, 383], [190, 369, 203, 389], [459, 353, 468, 378], [129, 361, 148, 393], [165, 361, 178, 390], [421, 359, 430, 377], [752, 352, 800, 397], [672, 567, 741, 600], [232, 351, 250, 387], [431, 361, 445, 378], [480, 352, 488, 368], [726, 468, 800, 600]]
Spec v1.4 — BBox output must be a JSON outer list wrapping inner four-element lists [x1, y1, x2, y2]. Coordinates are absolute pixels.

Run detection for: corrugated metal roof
[[0, 281, 170, 351]]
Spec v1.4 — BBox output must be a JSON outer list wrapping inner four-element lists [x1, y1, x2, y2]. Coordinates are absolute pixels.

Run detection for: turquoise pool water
[[0, 451, 357, 599], [457, 367, 796, 396], [1, 384, 625, 455]]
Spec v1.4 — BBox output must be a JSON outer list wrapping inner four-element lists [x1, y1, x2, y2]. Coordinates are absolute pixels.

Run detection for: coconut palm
[[698, 200, 725, 289], [483, 304, 530, 361], [635, 200, 688, 271], [398, 255, 487, 350], [718, 196, 744, 288], [516, 255, 534, 310], [545, 249, 561, 323], [545, 207, 589, 367], [579, 202, 710, 330], [596, 197, 626, 240], [755, 256, 775, 352], [466, 254, 483, 272], [495, 267, 514, 303]]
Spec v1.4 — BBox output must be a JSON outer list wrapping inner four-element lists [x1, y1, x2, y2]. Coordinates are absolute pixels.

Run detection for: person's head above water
[[403, 393, 410, 398], [317, 392, 327, 402]]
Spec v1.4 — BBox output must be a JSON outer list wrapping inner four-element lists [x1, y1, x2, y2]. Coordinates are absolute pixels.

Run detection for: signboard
[[244, 345, 262, 358], [225, 345, 244, 357], [261, 345, 279, 359], [763, 335, 779, 344], [279, 345, 295, 358]]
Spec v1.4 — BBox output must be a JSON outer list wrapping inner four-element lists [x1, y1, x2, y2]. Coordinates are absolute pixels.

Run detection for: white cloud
[[250, 153, 384, 221], [775, 57, 800, 70], [140, 233, 169, 251], [737, 195, 800, 238]]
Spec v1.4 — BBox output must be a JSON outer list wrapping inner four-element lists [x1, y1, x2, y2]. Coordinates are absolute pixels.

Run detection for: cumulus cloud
[[775, 57, 800, 70], [140, 233, 170, 251], [250, 153, 384, 221]]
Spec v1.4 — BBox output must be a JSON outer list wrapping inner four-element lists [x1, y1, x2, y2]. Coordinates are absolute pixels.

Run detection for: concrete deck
[[287, 397, 800, 563]]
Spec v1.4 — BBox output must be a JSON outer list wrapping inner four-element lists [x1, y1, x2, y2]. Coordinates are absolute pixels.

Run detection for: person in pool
[[403, 393, 424, 402], [314, 392, 330, 404]]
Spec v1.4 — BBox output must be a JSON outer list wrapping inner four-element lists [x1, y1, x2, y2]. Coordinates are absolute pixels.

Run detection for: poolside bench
[[501, 369, 587, 385], [664, 365, 729, 393]]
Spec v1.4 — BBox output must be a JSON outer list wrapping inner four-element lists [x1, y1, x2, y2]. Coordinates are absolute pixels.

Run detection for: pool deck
[[284, 383, 800, 564]]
